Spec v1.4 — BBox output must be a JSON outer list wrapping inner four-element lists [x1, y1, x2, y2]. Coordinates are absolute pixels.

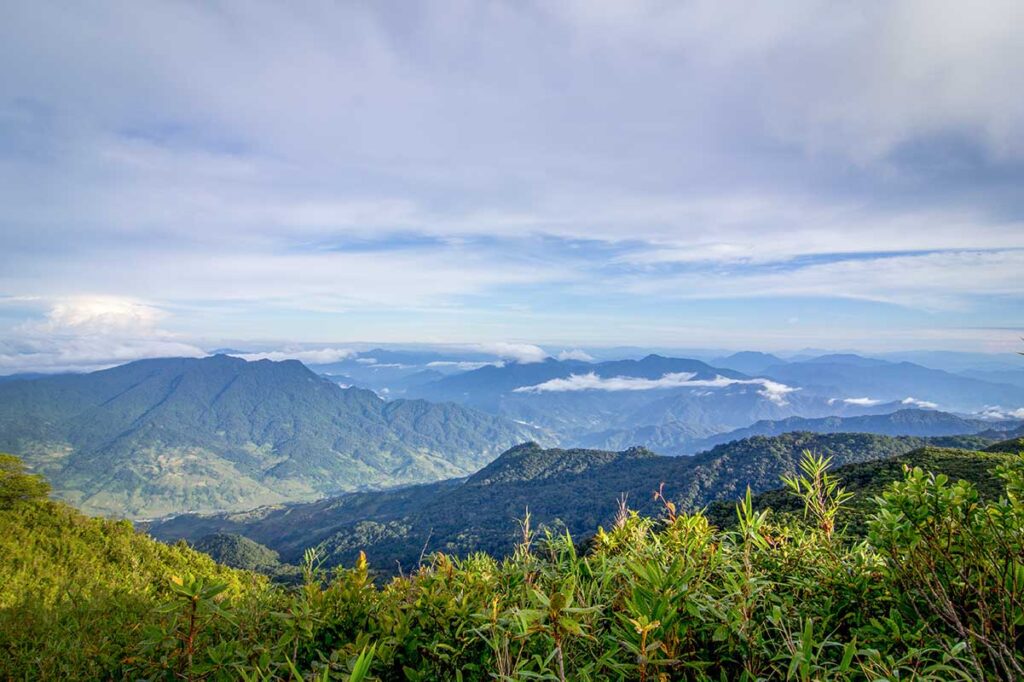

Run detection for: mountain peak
[[467, 443, 656, 487]]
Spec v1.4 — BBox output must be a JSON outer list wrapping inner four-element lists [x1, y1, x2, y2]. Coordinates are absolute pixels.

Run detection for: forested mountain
[[0, 355, 541, 517], [576, 407, 1016, 455], [689, 408, 1016, 452], [150, 431, 993, 572]]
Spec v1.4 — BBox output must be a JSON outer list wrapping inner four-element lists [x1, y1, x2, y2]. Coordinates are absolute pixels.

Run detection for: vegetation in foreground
[[3, 446, 1024, 681]]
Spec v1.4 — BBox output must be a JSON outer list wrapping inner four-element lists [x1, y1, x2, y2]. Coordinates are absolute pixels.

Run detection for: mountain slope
[[150, 431, 989, 572], [0, 355, 541, 517]]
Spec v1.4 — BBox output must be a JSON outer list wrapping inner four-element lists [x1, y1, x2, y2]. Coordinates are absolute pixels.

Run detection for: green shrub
[[3, 449, 1024, 680]]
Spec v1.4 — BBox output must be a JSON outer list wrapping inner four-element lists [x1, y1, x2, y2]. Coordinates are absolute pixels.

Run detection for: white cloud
[[843, 397, 883, 406], [0, 2, 1022, 350], [0, 296, 205, 374], [426, 360, 503, 371], [234, 347, 356, 364], [557, 349, 595, 362], [978, 406, 1024, 420], [513, 371, 798, 405], [902, 396, 939, 409], [472, 342, 549, 364]]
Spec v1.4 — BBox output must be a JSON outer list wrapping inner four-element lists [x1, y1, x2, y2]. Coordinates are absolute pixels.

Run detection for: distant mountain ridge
[[0, 355, 542, 517], [690, 408, 1018, 453], [577, 408, 1018, 455], [407, 352, 1024, 451]]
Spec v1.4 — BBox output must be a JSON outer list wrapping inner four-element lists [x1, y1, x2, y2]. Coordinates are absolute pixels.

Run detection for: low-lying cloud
[[979, 406, 1024, 420], [842, 397, 883, 406], [902, 396, 939, 409], [233, 348, 356, 364], [427, 360, 503, 371], [472, 342, 549, 364], [513, 372, 798, 405], [557, 349, 596, 362]]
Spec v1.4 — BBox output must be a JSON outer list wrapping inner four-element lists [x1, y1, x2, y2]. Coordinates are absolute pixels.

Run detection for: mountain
[[711, 351, 787, 375], [762, 354, 1024, 411], [408, 354, 808, 440], [150, 431, 991, 573], [959, 368, 1024, 389], [577, 408, 1010, 455], [408, 352, 1024, 451], [690, 408, 1017, 452], [0, 355, 542, 517]]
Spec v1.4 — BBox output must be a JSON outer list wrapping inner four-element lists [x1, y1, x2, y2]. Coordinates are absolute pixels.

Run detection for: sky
[[1, 1, 1023, 373]]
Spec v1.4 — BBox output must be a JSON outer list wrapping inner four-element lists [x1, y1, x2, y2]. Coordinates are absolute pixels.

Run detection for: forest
[[3, 442, 1023, 681]]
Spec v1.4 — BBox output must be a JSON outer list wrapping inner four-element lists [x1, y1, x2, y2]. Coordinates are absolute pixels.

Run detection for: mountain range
[[149, 431, 997, 573], [404, 353, 1024, 450], [0, 355, 541, 517]]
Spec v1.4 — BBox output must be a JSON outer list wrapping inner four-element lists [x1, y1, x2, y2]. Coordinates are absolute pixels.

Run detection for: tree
[[0, 453, 50, 508]]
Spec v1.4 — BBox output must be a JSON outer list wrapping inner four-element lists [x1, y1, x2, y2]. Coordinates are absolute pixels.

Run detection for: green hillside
[[0, 355, 542, 517], [6, 442, 1024, 680], [0, 454, 264, 678]]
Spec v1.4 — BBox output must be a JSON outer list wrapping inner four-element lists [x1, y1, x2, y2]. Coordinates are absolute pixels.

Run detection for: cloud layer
[[514, 372, 798, 405], [0, 2, 1022, 357]]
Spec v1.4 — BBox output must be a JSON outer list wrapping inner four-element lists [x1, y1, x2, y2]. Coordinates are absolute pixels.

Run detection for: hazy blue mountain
[[690, 408, 1018, 454], [875, 350, 1023, 373], [149, 431, 994, 573], [304, 347, 507, 394], [408, 355, 779, 437], [0, 355, 542, 518], [578, 407, 1001, 455], [408, 352, 1024, 447], [959, 369, 1024, 390], [0, 373, 53, 384], [711, 351, 788, 375], [762, 354, 1024, 411]]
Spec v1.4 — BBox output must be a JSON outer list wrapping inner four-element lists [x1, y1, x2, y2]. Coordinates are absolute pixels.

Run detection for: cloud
[[0, 2, 1022, 350], [233, 347, 356, 364], [902, 396, 939, 409], [978, 406, 1024, 420], [513, 371, 798, 405], [842, 397, 883, 406], [615, 249, 1024, 310], [0, 296, 205, 374], [557, 349, 595, 362], [426, 360, 503, 371], [472, 343, 549, 364]]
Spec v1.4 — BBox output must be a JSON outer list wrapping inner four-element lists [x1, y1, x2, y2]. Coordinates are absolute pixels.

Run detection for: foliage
[[5, 445, 1024, 680], [0, 453, 50, 508], [191, 533, 302, 583], [707, 445, 1011, 535]]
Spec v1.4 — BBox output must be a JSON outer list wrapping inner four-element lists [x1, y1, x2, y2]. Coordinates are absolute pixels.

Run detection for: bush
[[2, 449, 1024, 680]]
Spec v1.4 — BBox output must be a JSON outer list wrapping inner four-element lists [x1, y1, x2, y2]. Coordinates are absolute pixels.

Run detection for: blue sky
[[1, 1, 1023, 372]]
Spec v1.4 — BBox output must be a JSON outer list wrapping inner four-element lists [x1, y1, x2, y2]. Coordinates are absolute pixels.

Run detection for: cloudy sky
[[1, 1, 1023, 372]]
